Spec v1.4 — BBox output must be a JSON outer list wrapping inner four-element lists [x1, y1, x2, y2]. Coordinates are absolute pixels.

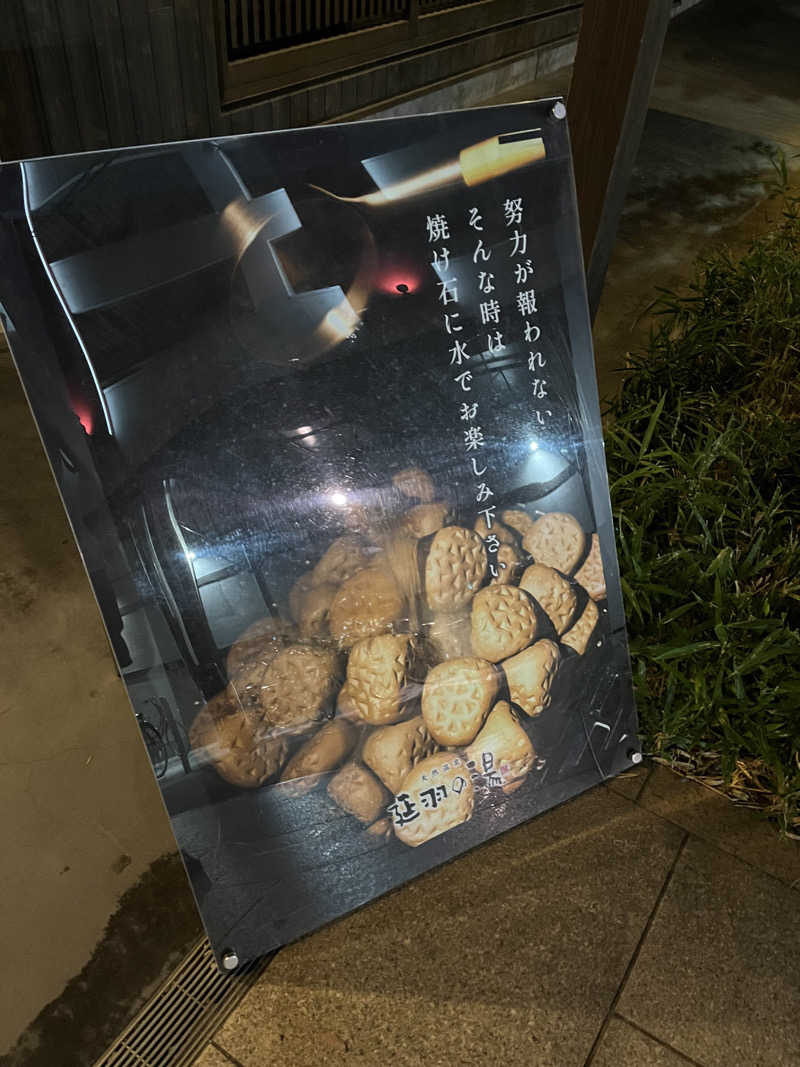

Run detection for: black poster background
[[0, 102, 638, 967]]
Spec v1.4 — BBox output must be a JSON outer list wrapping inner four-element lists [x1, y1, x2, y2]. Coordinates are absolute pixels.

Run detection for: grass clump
[[605, 171, 800, 834]]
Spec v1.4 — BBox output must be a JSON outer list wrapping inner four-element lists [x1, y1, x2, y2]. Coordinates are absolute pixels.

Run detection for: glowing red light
[[73, 401, 94, 435], [377, 270, 421, 296]]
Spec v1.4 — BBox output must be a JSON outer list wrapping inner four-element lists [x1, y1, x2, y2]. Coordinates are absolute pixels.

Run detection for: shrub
[[605, 175, 800, 834]]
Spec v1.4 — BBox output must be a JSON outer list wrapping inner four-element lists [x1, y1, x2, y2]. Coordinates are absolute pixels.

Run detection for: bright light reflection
[[529, 440, 539, 452], [329, 492, 348, 508], [320, 299, 360, 344], [296, 425, 312, 435]]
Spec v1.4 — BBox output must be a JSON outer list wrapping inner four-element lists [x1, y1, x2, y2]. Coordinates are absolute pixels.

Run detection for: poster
[[0, 101, 639, 968]]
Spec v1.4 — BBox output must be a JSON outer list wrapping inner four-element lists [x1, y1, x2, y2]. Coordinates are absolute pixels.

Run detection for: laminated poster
[[0, 101, 639, 969]]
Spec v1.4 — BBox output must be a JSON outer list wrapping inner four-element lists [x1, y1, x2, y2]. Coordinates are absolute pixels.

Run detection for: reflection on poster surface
[[0, 101, 638, 968]]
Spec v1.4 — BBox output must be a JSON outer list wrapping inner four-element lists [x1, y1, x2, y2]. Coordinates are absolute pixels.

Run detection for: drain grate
[[93, 937, 269, 1067]]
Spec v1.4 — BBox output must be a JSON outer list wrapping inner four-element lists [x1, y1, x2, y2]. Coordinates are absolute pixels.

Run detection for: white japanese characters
[[425, 193, 550, 579]]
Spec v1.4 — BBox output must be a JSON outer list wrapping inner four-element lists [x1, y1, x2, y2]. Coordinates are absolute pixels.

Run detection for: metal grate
[[225, 0, 410, 60], [93, 937, 269, 1067], [419, 0, 470, 9]]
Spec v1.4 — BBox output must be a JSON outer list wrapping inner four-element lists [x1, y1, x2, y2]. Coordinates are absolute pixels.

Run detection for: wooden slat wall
[[89, 0, 138, 147], [2, 0, 582, 160], [57, 0, 111, 150], [173, 0, 212, 139], [21, 0, 82, 155], [149, 0, 188, 142], [118, 0, 165, 144], [0, 3, 50, 159]]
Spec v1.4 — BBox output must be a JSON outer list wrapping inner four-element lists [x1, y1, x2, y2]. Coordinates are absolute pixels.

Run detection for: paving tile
[[619, 836, 800, 1067], [651, 2, 800, 148], [214, 788, 684, 1067], [639, 765, 800, 888], [606, 763, 650, 802], [192, 1044, 237, 1067], [592, 1016, 699, 1066]]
